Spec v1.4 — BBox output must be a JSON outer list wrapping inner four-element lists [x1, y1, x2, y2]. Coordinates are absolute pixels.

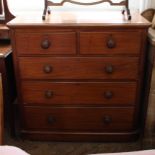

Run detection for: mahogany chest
[[8, 11, 150, 141]]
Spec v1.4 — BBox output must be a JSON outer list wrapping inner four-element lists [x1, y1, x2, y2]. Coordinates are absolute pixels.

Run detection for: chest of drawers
[[8, 11, 150, 141]]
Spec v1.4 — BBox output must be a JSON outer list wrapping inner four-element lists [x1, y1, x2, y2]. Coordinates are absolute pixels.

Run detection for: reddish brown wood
[[19, 57, 139, 80], [21, 82, 137, 106], [23, 106, 135, 132], [7, 12, 150, 141], [15, 32, 76, 55], [80, 31, 142, 55], [21, 130, 139, 142], [0, 29, 9, 39], [0, 24, 10, 39]]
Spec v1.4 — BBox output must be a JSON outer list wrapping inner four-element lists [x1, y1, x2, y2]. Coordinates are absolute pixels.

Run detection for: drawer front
[[23, 107, 135, 132], [19, 57, 139, 80], [15, 32, 76, 55], [80, 32, 141, 55], [21, 82, 137, 106]]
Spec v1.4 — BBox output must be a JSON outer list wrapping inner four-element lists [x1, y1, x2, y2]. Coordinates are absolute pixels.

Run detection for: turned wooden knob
[[107, 38, 116, 49], [45, 90, 54, 99], [41, 39, 51, 49], [104, 91, 113, 99], [105, 65, 114, 74], [103, 116, 112, 124], [47, 116, 55, 124], [43, 65, 52, 73]]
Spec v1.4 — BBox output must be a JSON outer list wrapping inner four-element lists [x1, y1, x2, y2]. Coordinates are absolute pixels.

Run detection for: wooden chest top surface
[[7, 11, 150, 28]]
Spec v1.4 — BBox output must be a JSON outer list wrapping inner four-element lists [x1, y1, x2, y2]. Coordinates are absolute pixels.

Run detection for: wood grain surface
[[19, 57, 139, 80], [7, 11, 150, 141]]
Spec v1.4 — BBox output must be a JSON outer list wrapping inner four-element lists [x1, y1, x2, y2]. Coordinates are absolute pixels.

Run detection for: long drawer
[[19, 57, 139, 80], [80, 31, 141, 55], [15, 32, 76, 55], [21, 81, 137, 106], [23, 107, 135, 132]]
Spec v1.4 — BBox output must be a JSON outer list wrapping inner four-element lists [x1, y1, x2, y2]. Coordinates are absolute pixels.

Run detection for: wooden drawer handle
[[104, 91, 113, 99], [103, 116, 112, 124], [105, 65, 114, 74], [107, 38, 116, 49], [47, 115, 55, 124], [45, 90, 54, 99], [41, 39, 51, 49], [43, 65, 53, 73]]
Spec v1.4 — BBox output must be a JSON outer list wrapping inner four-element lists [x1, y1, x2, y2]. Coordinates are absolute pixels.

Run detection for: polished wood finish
[[19, 57, 139, 80], [23, 107, 135, 132], [7, 11, 149, 27], [80, 32, 141, 55], [7, 12, 150, 141], [15, 32, 76, 55], [21, 82, 137, 106]]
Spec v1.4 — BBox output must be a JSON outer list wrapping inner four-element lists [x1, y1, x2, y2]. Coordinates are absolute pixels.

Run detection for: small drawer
[[15, 32, 76, 55], [19, 57, 139, 80], [23, 107, 135, 132], [21, 81, 137, 106], [80, 31, 141, 55]]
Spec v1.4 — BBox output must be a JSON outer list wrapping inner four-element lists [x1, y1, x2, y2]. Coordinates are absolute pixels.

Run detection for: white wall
[[7, 0, 153, 15], [129, 0, 140, 11], [7, 0, 44, 13]]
